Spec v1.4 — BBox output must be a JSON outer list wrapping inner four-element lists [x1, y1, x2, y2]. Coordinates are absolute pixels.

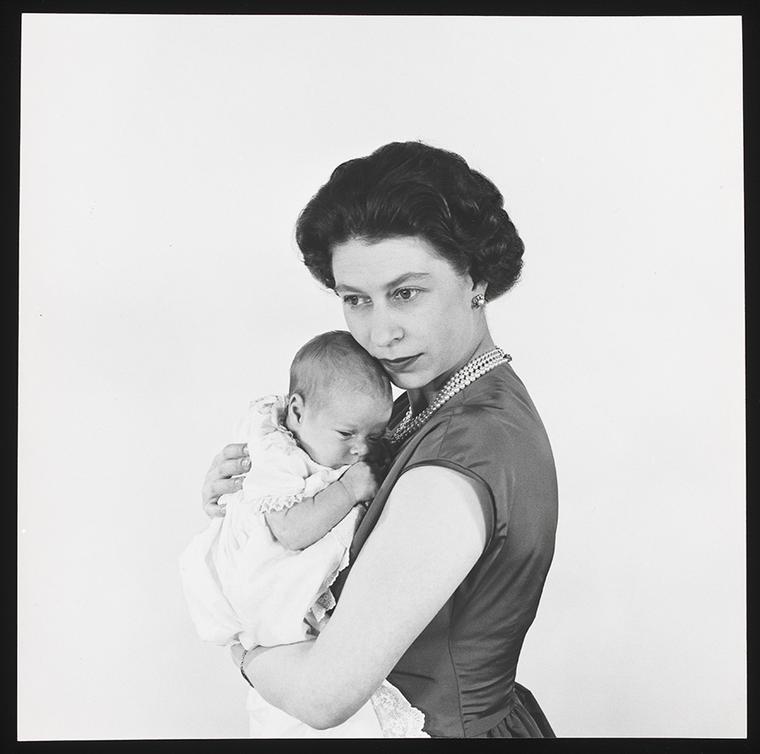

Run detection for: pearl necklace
[[388, 347, 511, 445]]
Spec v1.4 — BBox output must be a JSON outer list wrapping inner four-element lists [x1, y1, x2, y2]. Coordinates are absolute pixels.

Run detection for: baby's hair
[[289, 330, 392, 410]]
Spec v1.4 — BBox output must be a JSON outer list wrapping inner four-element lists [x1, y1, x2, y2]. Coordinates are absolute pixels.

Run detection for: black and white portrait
[[17, 13, 745, 739]]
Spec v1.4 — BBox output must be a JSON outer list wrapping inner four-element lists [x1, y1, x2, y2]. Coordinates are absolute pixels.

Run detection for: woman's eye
[[393, 288, 419, 302], [342, 294, 366, 307]]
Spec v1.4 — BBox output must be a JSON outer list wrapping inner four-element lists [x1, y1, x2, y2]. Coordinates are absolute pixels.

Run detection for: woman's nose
[[369, 308, 403, 348]]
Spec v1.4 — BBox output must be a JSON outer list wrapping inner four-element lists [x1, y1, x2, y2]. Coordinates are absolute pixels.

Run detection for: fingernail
[[242, 445, 250, 456], [242, 457, 251, 469]]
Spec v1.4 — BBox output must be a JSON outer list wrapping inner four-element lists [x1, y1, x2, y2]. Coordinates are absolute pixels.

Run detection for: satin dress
[[332, 363, 559, 737]]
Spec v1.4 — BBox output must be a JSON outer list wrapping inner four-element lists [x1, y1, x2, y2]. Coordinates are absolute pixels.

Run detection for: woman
[[201, 141, 558, 737]]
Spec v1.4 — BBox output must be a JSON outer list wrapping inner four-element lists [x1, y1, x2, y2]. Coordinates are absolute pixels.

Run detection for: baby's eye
[[392, 287, 420, 302], [337, 430, 353, 438]]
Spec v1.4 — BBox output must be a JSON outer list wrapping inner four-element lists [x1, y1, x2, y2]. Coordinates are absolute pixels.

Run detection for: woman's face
[[332, 236, 486, 391]]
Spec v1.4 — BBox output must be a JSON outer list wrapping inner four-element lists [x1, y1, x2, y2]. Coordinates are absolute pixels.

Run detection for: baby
[[179, 330, 427, 738]]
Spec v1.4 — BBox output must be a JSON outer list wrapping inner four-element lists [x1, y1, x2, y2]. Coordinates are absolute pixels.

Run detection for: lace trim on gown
[[255, 492, 305, 514], [303, 524, 355, 634], [370, 682, 429, 738]]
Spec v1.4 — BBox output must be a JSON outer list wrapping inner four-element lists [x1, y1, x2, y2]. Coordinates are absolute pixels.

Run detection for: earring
[[471, 293, 486, 309]]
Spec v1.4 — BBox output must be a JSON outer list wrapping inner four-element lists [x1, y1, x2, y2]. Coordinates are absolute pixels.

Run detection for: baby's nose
[[350, 439, 369, 459]]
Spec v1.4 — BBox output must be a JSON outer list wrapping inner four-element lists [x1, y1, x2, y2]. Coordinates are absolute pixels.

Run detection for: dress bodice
[[332, 363, 558, 737]]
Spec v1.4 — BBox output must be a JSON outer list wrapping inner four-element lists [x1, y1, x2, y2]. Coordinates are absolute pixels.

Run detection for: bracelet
[[239, 647, 254, 688]]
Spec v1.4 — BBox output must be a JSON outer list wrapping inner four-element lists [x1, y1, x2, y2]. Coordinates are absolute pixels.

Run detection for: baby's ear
[[288, 393, 306, 424]]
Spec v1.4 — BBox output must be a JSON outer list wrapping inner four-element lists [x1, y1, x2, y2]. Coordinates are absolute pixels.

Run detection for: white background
[[18, 15, 745, 739]]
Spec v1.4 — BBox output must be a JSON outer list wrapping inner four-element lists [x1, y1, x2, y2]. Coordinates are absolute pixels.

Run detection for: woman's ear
[[288, 393, 306, 426], [470, 279, 488, 297], [469, 279, 488, 309]]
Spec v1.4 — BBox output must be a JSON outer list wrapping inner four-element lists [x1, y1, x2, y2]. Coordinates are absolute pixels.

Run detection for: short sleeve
[[398, 404, 518, 548], [400, 460, 496, 549]]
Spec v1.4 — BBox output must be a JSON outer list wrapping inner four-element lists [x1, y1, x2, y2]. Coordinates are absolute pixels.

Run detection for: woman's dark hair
[[295, 141, 524, 301]]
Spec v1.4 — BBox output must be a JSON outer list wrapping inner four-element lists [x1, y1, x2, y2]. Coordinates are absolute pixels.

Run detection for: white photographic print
[[17, 14, 745, 739]]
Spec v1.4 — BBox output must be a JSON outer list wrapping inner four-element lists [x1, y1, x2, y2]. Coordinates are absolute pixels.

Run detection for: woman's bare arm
[[242, 465, 488, 729]]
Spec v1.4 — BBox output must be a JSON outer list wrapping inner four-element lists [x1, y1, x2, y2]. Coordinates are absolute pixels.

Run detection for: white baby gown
[[179, 395, 428, 738]]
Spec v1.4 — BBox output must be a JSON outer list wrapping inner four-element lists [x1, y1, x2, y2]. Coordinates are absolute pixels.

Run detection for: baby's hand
[[340, 461, 379, 504]]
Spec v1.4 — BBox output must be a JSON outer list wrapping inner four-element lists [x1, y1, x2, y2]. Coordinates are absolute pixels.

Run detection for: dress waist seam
[[462, 694, 517, 737]]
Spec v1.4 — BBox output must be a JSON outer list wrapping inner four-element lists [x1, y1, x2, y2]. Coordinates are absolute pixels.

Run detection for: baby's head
[[286, 331, 393, 468]]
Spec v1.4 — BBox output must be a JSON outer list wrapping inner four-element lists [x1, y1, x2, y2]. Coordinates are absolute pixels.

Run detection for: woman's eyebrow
[[385, 272, 432, 288], [335, 272, 431, 294]]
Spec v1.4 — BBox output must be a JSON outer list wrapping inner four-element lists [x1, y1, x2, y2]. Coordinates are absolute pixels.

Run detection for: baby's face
[[293, 389, 392, 469]]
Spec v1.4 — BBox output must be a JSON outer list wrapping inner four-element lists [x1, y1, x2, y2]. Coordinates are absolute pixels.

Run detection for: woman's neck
[[407, 331, 496, 413]]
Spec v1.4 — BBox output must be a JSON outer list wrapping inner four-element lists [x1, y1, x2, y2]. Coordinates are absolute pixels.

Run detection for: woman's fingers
[[201, 444, 250, 518], [222, 443, 249, 460], [203, 459, 249, 499], [201, 475, 243, 508], [203, 500, 226, 518], [211, 476, 245, 499], [206, 443, 248, 474], [218, 456, 251, 478], [202, 475, 244, 517]]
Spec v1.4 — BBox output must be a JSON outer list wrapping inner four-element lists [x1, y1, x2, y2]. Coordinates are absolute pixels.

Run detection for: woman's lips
[[380, 354, 422, 371]]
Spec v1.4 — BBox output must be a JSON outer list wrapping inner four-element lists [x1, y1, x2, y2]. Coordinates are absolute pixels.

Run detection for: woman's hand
[[201, 443, 251, 518]]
